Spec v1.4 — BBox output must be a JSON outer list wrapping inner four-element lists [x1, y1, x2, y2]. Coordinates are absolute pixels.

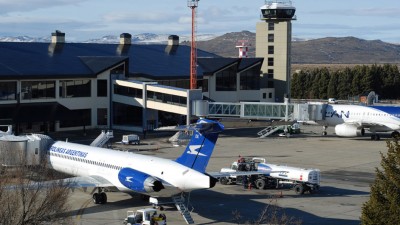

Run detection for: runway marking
[[75, 198, 91, 225]]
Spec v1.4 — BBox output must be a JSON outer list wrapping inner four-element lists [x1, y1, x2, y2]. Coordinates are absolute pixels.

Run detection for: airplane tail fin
[[176, 119, 224, 173]]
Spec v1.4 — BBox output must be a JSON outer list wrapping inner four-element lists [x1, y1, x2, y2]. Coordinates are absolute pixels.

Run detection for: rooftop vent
[[120, 33, 132, 45], [165, 35, 179, 55], [51, 30, 65, 44]]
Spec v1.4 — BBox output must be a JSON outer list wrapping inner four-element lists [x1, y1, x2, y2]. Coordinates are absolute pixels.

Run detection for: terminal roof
[[0, 42, 219, 80]]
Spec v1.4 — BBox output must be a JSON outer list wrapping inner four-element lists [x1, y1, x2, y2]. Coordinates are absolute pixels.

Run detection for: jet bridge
[[292, 103, 327, 122], [198, 101, 327, 123]]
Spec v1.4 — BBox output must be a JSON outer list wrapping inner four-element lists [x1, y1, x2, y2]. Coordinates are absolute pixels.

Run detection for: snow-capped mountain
[[0, 36, 50, 42], [0, 33, 217, 44], [84, 33, 217, 44]]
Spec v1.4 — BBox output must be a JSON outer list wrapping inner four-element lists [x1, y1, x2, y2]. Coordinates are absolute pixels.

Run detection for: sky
[[0, 0, 400, 43]]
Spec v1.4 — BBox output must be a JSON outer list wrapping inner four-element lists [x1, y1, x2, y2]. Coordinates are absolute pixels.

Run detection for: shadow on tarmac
[[64, 184, 365, 225]]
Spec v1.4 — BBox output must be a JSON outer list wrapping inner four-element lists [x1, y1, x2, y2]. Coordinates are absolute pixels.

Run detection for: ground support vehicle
[[219, 157, 320, 195], [122, 134, 140, 145], [123, 208, 166, 225]]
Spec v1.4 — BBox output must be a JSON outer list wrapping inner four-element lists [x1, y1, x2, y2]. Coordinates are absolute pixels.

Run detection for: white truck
[[219, 157, 320, 195], [123, 208, 166, 225], [122, 134, 140, 145]]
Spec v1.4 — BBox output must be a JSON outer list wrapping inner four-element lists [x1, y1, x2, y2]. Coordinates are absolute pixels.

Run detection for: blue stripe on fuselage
[[368, 106, 400, 118]]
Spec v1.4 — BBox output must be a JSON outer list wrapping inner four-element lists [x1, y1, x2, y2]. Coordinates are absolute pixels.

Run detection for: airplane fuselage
[[322, 104, 400, 132], [47, 141, 212, 197]]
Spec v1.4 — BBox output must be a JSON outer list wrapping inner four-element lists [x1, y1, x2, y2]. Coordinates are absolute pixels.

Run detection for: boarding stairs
[[172, 194, 194, 224], [257, 125, 286, 138], [90, 130, 114, 147]]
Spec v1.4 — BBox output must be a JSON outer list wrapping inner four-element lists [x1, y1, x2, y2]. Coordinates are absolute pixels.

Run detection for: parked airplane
[[319, 104, 400, 140], [45, 118, 223, 204]]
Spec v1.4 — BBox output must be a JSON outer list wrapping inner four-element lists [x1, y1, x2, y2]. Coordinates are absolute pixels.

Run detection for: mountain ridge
[[1, 31, 399, 64]]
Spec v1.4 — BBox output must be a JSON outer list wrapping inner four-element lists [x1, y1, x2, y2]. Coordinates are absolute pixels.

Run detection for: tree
[[310, 72, 320, 99], [318, 68, 330, 99], [327, 71, 338, 98], [290, 72, 301, 99], [361, 139, 400, 225], [0, 156, 72, 225]]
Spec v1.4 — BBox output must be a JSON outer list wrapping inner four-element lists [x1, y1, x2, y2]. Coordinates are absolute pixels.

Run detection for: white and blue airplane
[[319, 104, 400, 140], [46, 118, 224, 205]]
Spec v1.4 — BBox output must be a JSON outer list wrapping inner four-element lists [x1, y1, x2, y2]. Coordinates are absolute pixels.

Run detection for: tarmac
[[59, 124, 388, 225]]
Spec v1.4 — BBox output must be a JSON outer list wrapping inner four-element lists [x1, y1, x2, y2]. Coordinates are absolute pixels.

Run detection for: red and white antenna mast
[[236, 40, 250, 58], [188, 0, 198, 89]]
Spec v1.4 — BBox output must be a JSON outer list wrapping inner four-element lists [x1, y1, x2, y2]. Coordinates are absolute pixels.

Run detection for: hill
[[190, 31, 400, 64]]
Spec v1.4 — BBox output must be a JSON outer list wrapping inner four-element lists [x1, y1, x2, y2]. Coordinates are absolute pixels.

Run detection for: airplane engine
[[118, 168, 164, 193], [335, 124, 365, 137]]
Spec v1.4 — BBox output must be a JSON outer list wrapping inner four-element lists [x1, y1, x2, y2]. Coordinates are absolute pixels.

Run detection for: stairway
[[172, 195, 194, 224], [258, 125, 285, 138], [90, 130, 114, 147]]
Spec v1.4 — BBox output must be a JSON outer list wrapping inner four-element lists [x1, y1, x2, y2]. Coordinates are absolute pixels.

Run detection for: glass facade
[[0, 81, 17, 100], [202, 79, 209, 92], [158, 80, 190, 89], [147, 91, 186, 106], [97, 108, 107, 126], [113, 102, 142, 126], [59, 109, 91, 128], [240, 66, 260, 90], [21, 81, 55, 100], [59, 80, 91, 98], [216, 66, 237, 91], [114, 85, 143, 98]]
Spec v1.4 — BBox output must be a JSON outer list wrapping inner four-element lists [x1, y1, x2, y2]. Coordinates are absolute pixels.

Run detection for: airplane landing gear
[[322, 126, 328, 136], [391, 131, 400, 138], [371, 134, 380, 141]]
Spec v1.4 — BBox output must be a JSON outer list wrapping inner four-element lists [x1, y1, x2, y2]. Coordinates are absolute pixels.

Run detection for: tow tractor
[[123, 208, 166, 225], [219, 157, 320, 195]]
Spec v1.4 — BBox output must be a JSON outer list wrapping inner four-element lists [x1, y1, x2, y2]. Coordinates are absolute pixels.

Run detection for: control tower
[[256, 0, 296, 102]]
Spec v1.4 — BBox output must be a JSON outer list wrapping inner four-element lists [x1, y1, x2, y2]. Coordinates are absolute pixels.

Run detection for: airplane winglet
[[175, 119, 224, 173]]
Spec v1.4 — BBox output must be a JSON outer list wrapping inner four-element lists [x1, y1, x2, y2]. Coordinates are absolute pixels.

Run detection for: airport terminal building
[[0, 31, 271, 134]]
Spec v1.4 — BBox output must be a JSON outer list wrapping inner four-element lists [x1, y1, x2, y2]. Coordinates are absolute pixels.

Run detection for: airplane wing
[[4, 175, 115, 190], [61, 175, 115, 188]]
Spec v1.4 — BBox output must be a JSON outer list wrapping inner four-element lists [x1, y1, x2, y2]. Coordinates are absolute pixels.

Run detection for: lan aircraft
[[46, 118, 223, 205], [319, 104, 400, 140]]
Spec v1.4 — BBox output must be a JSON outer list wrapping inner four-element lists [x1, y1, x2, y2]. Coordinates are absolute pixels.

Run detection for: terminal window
[[97, 80, 107, 97], [22, 81, 55, 99], [240, 66, 260, 90], [216, 66, 237, 91], [59, 80, 91, 98], [0, 81, 17, 100]]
